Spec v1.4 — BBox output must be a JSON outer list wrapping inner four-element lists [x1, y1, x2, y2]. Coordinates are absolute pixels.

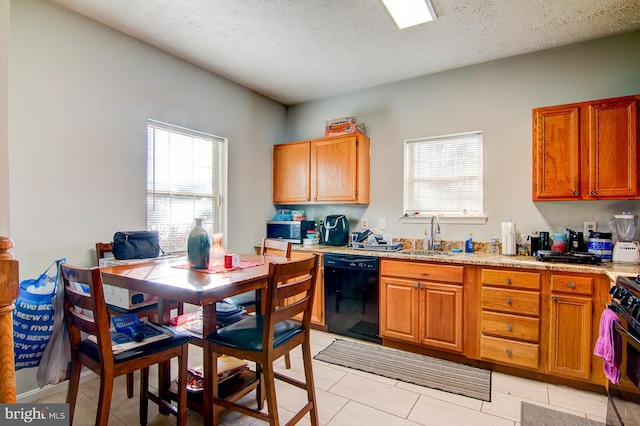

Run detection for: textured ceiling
[[49, 0, 640, 105]]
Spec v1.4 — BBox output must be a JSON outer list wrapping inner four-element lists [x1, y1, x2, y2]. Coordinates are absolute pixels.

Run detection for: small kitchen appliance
[[610, 212, 640, 263], [266, 220, 315, 244], [321, 214, 350, 246], [566, 228, 587, 253]]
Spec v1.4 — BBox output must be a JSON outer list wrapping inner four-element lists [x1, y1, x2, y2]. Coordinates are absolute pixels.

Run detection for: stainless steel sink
[[400, 249, 452, 256]]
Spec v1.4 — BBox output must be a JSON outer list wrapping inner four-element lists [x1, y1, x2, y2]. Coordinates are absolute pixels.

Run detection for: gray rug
[[521, 402, 605, 426], [314, 339, 491, 402]]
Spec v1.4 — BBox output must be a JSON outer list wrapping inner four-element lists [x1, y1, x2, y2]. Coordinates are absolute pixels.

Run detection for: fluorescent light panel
[[382, 0, 436, 29]]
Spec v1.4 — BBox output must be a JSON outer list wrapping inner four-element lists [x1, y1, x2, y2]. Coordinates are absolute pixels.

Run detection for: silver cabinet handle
[[506, 297, 513, 304], [568, 282, 576, 288], [413, 282, 419, 288], [506, 349, 512, 356], [573, 190, 580, 196], [551, 295, 557, 302], [420, 283, 425, 289], [506, 324, 513, 331], [505, 278, 512, 284], [591, 190, 597, 195]]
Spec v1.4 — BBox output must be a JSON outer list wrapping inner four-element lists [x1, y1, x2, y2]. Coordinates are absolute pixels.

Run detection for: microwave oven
[[266, 220, 316, 244]]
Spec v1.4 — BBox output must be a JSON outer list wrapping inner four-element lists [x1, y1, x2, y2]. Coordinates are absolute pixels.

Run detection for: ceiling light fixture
[[382, 0, 437, 29]]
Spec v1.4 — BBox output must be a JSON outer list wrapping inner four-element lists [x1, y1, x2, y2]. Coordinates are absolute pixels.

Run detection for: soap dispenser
[[465, 233, 474, 253]]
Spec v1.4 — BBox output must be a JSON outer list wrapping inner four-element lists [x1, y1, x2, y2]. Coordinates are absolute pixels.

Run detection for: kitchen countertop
[[292, 243, 640, 280]]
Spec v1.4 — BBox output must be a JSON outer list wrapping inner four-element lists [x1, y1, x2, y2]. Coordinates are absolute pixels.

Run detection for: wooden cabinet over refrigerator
[[272, 133, 370, 205]]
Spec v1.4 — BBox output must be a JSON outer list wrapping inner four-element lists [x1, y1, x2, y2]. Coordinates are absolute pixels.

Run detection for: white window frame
[[401, 131, 487, 225], [146, 119, 228, 253]]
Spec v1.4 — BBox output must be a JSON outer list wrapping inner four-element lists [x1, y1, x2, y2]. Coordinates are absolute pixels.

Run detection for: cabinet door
[[379, 277, 419, 343], [273, 142, 310, 204], [419, 282, 463, 353], [586, 98, 639, 199], [548, 294, 593, 380], [311, 136, 358, 202], [289, 253, 324, 326], [532, 105, 581, 200]]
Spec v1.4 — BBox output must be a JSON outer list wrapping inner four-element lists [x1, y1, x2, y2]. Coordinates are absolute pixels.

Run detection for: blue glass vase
[[188, 218, 210, 269]]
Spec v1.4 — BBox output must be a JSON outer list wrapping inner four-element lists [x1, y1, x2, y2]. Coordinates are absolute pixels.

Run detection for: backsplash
[[394, 238, 530, 256]]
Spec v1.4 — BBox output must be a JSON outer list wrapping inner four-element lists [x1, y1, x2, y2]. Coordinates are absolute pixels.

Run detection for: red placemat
[[173, 260, 262, 274]]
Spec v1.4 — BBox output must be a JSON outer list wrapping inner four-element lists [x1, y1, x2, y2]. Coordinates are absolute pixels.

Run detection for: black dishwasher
[[324, 253, 381, 344]]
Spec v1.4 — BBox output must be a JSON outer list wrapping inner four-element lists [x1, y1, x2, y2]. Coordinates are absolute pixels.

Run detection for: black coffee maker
[[566, 228, 587, 253]]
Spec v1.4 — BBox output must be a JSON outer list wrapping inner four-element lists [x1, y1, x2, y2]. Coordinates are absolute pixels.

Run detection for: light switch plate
[[379, 218, 386, 230], [362, 218, 368, 229], [584, 221, 597, 238]]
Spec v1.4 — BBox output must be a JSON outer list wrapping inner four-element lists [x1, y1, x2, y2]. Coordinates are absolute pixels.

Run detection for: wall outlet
[[362, 218, 368, 229], [379, 218, 386, 230], [584, 221, 597, 238]]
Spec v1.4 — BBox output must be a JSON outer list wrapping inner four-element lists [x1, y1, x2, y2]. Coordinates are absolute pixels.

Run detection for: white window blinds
[[147, 120, 227, 253], [404, 131, 484, 216]]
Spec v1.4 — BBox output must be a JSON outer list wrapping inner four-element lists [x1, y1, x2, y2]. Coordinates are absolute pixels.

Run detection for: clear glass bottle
[[210, 233, 228, 266], [490, 234, 499, 255]]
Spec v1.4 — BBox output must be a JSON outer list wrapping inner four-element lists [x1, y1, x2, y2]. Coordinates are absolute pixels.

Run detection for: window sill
[[399, 215, 488, 225]]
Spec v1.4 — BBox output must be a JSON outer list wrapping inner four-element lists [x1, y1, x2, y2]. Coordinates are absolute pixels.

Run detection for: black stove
[[534, 250, 601, 264]]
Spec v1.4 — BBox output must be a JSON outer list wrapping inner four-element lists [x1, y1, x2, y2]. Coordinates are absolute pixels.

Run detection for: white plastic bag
[[36, 262, 71, 387]]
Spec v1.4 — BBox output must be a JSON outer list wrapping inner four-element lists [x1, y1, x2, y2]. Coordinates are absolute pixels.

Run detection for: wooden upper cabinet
[[586, 98, 638, 198], [532, 94, 639, 201], [533, 105, 581, 199], [273, 141, 311, 204], [273, 133, 370, 205]]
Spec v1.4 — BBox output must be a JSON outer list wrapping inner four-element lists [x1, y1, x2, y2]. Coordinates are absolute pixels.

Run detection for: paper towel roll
[[502, 221, 516, 255]]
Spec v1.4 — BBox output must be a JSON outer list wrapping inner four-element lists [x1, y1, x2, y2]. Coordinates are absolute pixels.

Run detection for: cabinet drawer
[[481, 287, 540, 316], [381, 260, 463, 284], [550, 275, 593, 296], [481, 269, 541, 290], [480, 335, 539, 369], [481, 311, 540, 342]]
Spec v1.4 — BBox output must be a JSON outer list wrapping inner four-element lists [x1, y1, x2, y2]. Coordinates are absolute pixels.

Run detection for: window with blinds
[[147, 120, 227, 253], [404, 131, 483, 216]]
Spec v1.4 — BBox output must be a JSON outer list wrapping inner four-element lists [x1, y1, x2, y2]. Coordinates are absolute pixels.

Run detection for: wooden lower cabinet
[[480, 335, 540, 369], [289, 251, 324, 326], [479, 268, 541, 370], [380, 260, 464, 353], [547, 273, 594, 381]]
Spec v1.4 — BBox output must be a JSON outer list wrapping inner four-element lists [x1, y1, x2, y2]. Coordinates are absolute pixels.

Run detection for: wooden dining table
[[99, 253, 309, 424]]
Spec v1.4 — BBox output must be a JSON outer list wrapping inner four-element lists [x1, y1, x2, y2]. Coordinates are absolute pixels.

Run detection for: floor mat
[[521, 402, 605, 426], [314, 338, 491, 402]]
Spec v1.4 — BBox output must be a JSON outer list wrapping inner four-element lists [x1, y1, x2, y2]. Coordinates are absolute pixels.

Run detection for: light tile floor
[[35, 330, 608, 425]]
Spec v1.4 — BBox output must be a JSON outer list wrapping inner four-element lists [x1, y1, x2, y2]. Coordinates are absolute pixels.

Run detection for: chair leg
[[127, 372, 134, 398], [302, 337, 319, 426], [140, 367, 149, 426], [96, 375, 115, 426], [177, 346, 188, 426], [262, 362, 280, 426], [65, 360, 82, 423], [284, 351, 292, 369]]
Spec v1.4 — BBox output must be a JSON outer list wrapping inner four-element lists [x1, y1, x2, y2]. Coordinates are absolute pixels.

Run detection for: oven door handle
[[614, 321, 640, 352]]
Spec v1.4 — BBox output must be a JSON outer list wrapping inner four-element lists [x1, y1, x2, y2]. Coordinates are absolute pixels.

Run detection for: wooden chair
[[60, 262, 190, 426], [96, 242, 184, 398], [229, 238, 293, 312], [204, 255, 319, 425]]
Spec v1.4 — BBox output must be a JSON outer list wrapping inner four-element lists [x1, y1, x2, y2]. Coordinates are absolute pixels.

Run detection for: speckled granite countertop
[[291, 243, 640, 280]]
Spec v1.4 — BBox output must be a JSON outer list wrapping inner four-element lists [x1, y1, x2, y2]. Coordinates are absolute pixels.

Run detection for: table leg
[[158, 297, 172, 413], [203, 303, 216, 425]]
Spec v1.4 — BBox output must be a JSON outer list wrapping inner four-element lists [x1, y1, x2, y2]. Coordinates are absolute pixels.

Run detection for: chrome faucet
[[429, 215, 441, 250]]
